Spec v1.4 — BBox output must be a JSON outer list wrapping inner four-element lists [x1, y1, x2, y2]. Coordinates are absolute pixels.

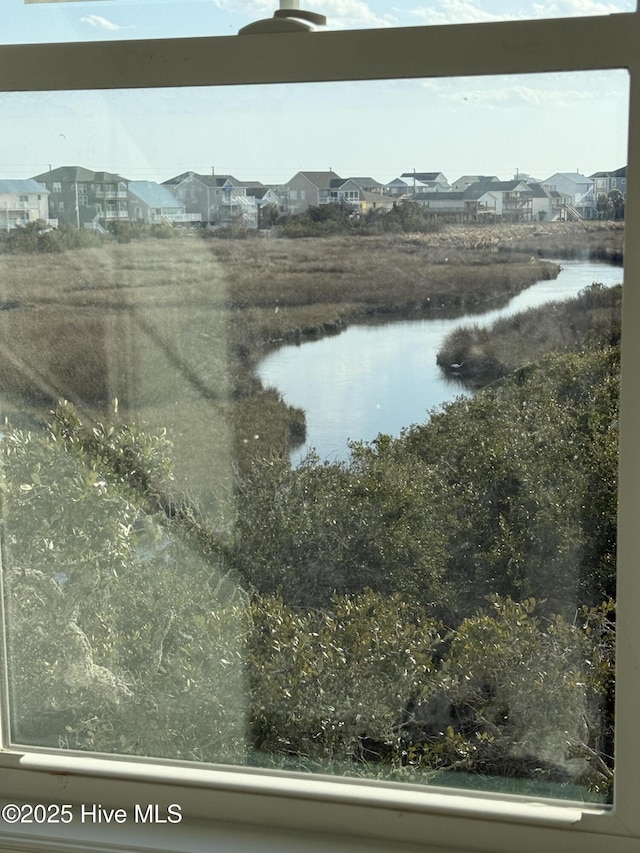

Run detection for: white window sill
[[0, 750, 627, 853]]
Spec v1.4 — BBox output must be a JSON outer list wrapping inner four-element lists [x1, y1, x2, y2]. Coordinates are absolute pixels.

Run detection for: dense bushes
[[0, 220, 187, 254], [0, 305, 618, 796], [2, 404, 248, 761], [274, 201, 443, 238], [234, 333, 618, 621]]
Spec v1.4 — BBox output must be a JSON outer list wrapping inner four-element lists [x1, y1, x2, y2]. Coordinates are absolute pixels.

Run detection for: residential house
[[32, 166, 130, 229], [245, 186, 281, 228], [473, 180, 551, 221], [163, 171, 260, 228], [542, 172, 594, 206], [327, 178, 396, 216], [594, 166, 628, 196], [128, 181, 201, 226], [591, 166, 627, 199], [523, 182, 570, 221], [385, 171, 450, 197], [334, 177, 386, 196], [414, 191, 471, 220], [401, 171, 450, 192], [416, 180, 564, 222], [279, 171, 342, 215], [0, 179, 51, 230]]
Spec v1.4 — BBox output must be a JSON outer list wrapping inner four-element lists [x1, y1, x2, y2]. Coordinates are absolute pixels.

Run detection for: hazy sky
[[1, 1, 633, 185]]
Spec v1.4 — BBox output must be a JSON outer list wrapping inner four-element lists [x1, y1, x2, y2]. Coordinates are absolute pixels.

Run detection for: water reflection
[[258, 260, 623, 464]]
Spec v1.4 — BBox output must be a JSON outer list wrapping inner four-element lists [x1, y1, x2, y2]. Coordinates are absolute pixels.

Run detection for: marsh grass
[[0, 226, 618, 507], [438, 284, 622, 387]]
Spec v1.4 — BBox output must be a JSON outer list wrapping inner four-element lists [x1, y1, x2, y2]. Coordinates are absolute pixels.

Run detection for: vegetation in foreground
[[0, 222, 621, 797], [2, 319, 618, 799]]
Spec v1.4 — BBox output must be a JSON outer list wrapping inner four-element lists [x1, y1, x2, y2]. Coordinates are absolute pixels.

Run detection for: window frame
[[1, 10, 639, 853]]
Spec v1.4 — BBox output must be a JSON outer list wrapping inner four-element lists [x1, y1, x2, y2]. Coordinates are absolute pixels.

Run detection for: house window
[[52, 182, 62, 192], [0, 8, 639, 853]]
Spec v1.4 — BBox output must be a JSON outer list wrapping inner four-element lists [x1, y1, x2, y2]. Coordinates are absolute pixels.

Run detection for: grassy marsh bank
[[437, 283, 622, 388], [0, 233, 559, 483], [0, 222, 623, 500]]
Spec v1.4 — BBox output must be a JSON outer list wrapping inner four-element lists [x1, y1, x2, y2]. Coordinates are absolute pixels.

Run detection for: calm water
[[257, 260, 623, 464]]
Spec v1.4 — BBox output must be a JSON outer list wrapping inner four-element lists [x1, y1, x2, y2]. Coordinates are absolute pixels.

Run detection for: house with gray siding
[[591, 166, 627, 199], [163, 171, 260, 227], [280, 171, 343, 215], [32, 166, 130, 229]]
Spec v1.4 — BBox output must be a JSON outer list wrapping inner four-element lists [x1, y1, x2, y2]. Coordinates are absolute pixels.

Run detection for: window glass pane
[[0, 71, 627, 805], [7, 0, 637, 45]]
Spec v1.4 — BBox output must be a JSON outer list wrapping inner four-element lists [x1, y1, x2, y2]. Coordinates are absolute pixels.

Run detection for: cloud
[[80, 15, 123, 31], [212, 0, 396, 27], [407, 1, 507, 25], [319, 0, 397, 27], [533, 0, 633, 15], [211, 1, 273, 12], [407, 0, 631, 26]]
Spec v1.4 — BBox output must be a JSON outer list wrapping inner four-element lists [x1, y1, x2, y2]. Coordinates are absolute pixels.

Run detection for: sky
[[0, 1, 633, 185]]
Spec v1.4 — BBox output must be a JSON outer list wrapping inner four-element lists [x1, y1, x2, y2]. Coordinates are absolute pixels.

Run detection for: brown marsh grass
[[437, 284, 622, 388], [0, 226, 615, 506]]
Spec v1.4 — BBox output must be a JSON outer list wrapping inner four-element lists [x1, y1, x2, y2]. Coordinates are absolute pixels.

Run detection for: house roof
[[524, 182, 552, 198], [400, 172, 447, 183], [452, 175, 499, 187], [162, 172, 248, 188], [245, 186, 277, 200], [32, 166, 128, 183], [32, 166, 95, 183], [344, 177, 384, 189], [293, 171, 342, 188], [128, 181, 185, 209], [462, 180, 525, 198], [0, 179, 49, 195], [544, 172, 592, 185], [591, 166, 627, 179], [93, 171, 129, 183]]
